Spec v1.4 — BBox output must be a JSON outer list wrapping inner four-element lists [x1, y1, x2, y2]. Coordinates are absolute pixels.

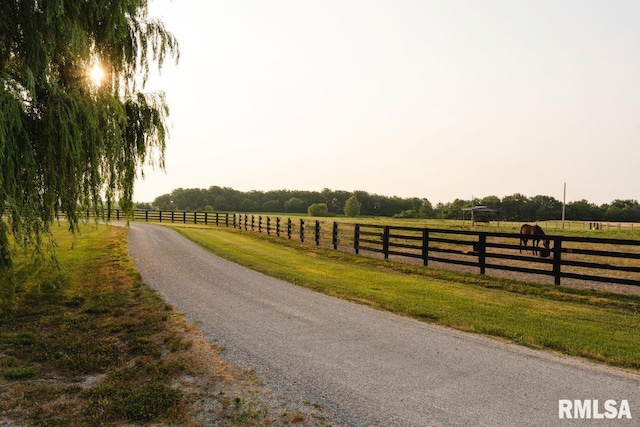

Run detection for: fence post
[[300, 219, 305, 242], [204, 212, 208, 225], [287, 218, 292, 239], [354, 224, 360, 254], [145, 210, 149, 222], [258, 216, 262, 233], [171, 211, 175, 223], [194, 212, 197, 224], [553, 237, 562, 285], [267, 217, 271, 235], [422, 229, 429, 266], [333, 222, 338, 250], [224, 213, 229, 227], [244, 215, 248, 230], [276, 217, 281, 237], [478, 233, 486, 275], [315, 220, 320, 246], [383, 226, 390, 259], [233, 214, 237, 228], [251, 215, 255, 231]]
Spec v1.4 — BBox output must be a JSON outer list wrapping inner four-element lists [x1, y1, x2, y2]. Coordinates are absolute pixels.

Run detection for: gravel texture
[[128, 223, 640, 426]]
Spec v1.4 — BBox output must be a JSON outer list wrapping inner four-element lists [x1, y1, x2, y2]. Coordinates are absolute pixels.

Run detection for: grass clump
[[3, 366, 38, 380], [84, 362, 184, 423]]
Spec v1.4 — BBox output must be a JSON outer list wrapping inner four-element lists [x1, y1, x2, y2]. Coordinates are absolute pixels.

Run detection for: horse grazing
[[519, 224, 550, 257]]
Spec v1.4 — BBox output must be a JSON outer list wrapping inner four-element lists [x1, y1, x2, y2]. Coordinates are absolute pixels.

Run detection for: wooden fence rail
[[64, 209, 640, 288]]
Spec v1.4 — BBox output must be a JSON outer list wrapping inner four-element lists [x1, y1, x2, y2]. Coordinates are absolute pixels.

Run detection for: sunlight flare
[[89, 62, 105, 87]]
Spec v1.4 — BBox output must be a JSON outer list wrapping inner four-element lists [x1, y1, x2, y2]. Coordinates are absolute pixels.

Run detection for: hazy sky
[[136, 0, 640, 205]]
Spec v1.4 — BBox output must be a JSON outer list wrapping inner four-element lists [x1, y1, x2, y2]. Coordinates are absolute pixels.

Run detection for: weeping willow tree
[[0, 1, 178, 270]]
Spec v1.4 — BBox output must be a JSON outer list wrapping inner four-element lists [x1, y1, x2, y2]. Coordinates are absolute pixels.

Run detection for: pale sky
[[136, 0, 640, 206]]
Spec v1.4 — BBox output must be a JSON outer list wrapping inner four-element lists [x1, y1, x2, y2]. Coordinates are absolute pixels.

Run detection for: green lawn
[[168, 223, 640, 371]]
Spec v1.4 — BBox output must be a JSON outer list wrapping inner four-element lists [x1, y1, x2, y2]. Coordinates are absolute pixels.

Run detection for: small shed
[[462, 206, 499, 226]]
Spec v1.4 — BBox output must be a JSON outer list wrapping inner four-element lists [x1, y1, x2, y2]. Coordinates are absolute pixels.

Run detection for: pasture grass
[[168, 224, 640, 371], [0, 224, 321, 426]]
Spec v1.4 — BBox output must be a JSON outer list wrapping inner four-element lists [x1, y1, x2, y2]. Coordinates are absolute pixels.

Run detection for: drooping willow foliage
[[0, 0, 179, 269]]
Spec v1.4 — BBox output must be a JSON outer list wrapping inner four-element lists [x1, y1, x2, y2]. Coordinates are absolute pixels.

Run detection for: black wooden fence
[[73, 209, 640, 288], [351, 224, 640, 287]]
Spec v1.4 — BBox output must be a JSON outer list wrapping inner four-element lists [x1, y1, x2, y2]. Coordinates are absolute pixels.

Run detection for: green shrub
[[343, 195, 361, 217], [394, 209, 419, 218], [307, 203, 329, 216], [284, 197, 305, 213]]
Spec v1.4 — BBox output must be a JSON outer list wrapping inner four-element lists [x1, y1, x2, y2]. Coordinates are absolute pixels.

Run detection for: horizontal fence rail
[[63, 209, 640, 288]]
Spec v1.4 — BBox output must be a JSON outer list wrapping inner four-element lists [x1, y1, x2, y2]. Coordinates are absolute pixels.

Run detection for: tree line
[[141, 186, 640, 222]]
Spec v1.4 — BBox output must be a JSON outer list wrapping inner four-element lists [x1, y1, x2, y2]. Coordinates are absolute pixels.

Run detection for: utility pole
[[562, 182, 566, 229]]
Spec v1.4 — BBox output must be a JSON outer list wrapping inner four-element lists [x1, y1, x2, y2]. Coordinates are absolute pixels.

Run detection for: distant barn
[[462, 206, 499, 226]]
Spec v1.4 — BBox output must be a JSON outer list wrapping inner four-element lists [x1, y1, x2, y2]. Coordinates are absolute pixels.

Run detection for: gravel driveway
[[127, 223, 640, 426]]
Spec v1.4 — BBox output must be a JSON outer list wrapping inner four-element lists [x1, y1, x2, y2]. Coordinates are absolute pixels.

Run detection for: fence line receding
[[65, 209, 640, 288]]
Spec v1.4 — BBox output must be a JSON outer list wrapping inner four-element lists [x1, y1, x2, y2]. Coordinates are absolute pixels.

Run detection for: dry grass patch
[[0, 224, 330, 426]]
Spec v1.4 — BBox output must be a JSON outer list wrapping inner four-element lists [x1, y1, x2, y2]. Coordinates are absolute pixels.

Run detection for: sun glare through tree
[[89, 61, 105, 87]]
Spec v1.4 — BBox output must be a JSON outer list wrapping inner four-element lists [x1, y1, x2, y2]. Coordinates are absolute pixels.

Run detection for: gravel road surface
[[127, 223, 640, 426]]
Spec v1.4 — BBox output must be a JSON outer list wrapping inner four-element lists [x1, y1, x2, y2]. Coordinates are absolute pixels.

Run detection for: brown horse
[[519, 224, 550, 257]]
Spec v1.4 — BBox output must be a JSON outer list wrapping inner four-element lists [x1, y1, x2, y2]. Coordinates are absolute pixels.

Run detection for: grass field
[[0, 224, 324, 426], [167, 223, 640, 371]]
